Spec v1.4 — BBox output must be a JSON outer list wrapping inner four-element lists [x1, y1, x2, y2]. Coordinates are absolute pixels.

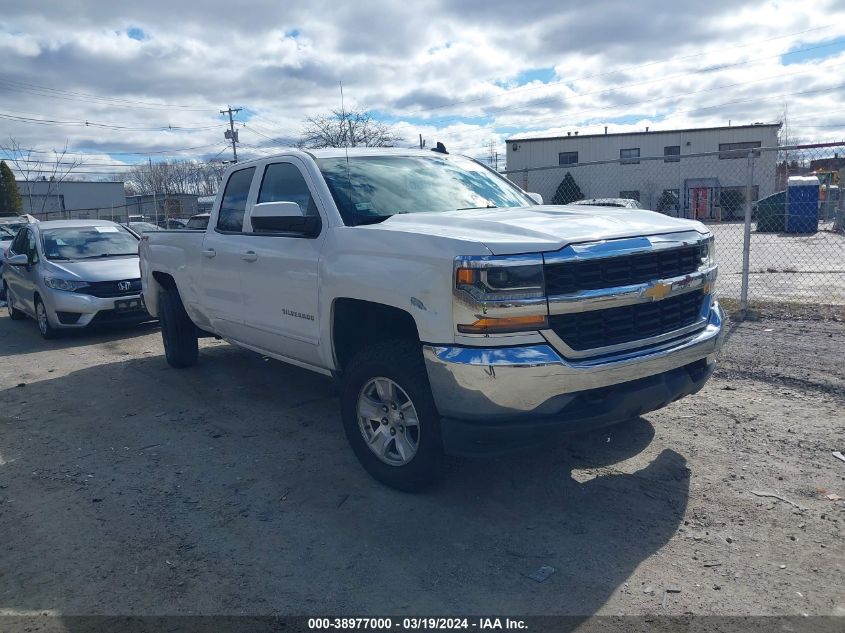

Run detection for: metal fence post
[[739, 149, 754, 312]]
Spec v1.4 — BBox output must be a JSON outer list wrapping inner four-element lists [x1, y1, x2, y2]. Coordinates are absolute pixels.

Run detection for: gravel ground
[[0, 307, 843, 620]]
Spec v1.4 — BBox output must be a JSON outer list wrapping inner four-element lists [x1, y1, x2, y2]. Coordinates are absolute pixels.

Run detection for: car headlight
[[454, 255, 548, 333], [43, 277, 90, 292]]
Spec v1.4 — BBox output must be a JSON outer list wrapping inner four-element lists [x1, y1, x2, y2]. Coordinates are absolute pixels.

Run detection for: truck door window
[[216, 167, 256, 232], [258, 162, 318, 215]]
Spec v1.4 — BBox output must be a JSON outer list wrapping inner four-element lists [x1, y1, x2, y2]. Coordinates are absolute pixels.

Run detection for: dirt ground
[[0, 306, 843, 620]]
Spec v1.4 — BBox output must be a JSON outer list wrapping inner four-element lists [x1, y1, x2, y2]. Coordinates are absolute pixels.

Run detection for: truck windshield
[[41, 225, 140, 260], [317, 155, 533, 226]]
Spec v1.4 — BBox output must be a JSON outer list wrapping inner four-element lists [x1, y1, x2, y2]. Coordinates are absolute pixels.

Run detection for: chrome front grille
[[544, 245, 701, 295], [548, 290, 705, 351], [542, 231, 715, 357]]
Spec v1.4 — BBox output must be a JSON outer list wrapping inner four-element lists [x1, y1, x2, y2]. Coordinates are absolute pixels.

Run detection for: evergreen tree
[[551, 172, 584, 205], [0, 160, 23, 216]]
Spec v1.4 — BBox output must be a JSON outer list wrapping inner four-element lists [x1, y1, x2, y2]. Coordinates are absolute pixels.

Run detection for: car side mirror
[[6, 253, 29, 267], [250, 201, 322, 238], [527, 192, 543, 205]]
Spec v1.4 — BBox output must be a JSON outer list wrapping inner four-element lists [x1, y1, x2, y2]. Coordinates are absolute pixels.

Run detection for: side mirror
[[250, 201, 321, 238], [527, 192, 543, 205], [6, 253, 29, 267]]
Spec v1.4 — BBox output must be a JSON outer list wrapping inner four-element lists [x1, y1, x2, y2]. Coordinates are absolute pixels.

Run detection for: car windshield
[[41, 225, 140, 260], [317, 154, 533, 226]]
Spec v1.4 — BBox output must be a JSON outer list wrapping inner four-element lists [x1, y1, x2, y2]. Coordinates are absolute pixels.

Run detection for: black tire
[[159, 288, 198, 368], [5, 283, 25, 320], [341, 339, 442, 492], [35, 296, 58, 339]]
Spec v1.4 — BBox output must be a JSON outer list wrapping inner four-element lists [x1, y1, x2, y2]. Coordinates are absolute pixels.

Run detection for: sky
[[1, 0, 845, 178]]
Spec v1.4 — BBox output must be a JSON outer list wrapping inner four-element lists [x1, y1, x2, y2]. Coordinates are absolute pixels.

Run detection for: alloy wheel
[[356, 377, 421, 466]]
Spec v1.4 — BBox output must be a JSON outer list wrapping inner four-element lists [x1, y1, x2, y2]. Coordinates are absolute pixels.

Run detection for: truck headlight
[[43, 277, 89, 292], [700, 235, 715, 267], [454, 254, 548, 333]]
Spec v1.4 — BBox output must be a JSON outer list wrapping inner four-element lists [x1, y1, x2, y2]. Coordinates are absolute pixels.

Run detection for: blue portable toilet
[[786, 176, 820, 233]]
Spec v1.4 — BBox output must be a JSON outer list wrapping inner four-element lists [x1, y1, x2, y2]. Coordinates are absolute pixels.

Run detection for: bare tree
[[125, 159, 227, 197], [0, 138, 86, 216], [297, 109, 403, 149]]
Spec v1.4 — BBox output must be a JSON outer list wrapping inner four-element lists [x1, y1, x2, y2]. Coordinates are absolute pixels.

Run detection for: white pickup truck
[[140, 148, 724, 490]]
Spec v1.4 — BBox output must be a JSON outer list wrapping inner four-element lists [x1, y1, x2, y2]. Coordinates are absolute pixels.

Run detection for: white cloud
[[0, 0, 844, 174]]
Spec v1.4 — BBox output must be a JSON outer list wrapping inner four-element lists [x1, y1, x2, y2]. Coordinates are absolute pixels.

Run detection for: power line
[[0, 111, 221, 131], [0, 77, 217, 112]]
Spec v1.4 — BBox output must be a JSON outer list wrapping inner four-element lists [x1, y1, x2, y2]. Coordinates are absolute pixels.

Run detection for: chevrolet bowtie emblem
[[644, 282, 672, 300]]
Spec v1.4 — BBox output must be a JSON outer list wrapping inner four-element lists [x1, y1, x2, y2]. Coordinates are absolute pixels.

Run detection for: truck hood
[[372, 205, 708, 255], [43, 255, 141, 282]]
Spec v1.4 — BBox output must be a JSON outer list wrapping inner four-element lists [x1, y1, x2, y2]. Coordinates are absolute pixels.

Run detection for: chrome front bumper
[[423, 302, 724, 422]]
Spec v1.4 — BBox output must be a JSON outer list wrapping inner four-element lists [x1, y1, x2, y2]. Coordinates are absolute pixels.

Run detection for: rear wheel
[[159, 288, 198, 368], [35, 296, 57, 339], [341, 339, 442, 492], [5, 283, 25, 320]]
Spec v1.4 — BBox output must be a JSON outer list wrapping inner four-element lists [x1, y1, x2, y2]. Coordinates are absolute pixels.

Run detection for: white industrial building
[[505, 123, 781, 219], [20, 180, 126, 220]]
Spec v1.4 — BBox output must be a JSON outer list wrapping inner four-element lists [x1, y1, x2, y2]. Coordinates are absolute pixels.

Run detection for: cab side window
[[258, 163, 318, 216], [216, 167, 256, 232]]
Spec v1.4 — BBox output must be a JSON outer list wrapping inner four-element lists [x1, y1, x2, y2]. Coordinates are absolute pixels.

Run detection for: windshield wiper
[[76, 253, 137, 259], [457, 204, 497, 210]]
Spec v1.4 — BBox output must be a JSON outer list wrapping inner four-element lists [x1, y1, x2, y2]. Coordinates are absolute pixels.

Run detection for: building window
[[664, 146, 680, 162], [620, 190, 640, 202], [620, 148, 640, 164], [719, 141, 761, 160], [558, 151, 578, 166]]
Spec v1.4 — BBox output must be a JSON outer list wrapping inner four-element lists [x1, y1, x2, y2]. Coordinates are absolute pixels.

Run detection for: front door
[[5, 228, 39, 315], [198, 166, 257, 339], [237, 159, 324, 366]]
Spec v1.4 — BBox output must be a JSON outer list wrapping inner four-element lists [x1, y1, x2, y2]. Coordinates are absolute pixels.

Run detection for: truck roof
[[234, 147, 449, 167]]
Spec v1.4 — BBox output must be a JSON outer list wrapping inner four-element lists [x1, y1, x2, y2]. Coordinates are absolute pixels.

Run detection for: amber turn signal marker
[[458, 314, 548, 334], [455, 268, 476, 286]]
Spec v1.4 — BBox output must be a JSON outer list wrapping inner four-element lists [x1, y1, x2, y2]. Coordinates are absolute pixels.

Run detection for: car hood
[[43, 255, 141, 281], [370, 205, 708, 255]]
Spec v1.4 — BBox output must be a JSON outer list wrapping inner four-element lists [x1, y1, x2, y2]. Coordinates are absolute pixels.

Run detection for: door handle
[[241, 251, 258, 262], [201, 248, 216, 258]]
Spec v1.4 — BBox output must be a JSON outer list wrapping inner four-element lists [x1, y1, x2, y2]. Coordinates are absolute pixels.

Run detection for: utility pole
[[149, 157, 158, 225], [221, 105, 242, 162]]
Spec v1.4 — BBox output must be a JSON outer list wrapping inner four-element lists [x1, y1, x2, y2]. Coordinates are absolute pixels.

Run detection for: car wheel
[[35, 296, 57, 339], [341, 339, 442, 492], [159, 288, 198, 368], [5, 283, 26, 320]]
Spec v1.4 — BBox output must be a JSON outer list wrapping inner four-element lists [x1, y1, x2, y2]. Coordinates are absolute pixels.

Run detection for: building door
[[692, 187, 710, 219]]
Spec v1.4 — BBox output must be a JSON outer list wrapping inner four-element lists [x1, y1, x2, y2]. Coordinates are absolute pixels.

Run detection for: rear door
[[198, 166, 257, 339], [236, 158, 325, 366]]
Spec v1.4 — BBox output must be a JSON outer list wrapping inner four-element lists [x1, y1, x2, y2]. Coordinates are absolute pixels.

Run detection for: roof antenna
[[339, 81, 353, 213], [431, 141, 448, 154]]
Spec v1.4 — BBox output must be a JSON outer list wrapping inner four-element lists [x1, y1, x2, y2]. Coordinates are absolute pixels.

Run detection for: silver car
[[2, 220, 150, 338]]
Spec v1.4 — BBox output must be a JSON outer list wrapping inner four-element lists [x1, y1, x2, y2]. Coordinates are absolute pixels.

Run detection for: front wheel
[[341, 339, 443, 492], [159, 288, 198, 368], [35, 296, 58, 339]]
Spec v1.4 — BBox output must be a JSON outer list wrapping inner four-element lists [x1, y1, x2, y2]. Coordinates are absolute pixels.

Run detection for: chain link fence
[[503, 142, 845, 308]]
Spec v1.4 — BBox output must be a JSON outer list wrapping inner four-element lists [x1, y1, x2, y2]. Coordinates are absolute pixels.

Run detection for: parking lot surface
[[708, 222, 845, 304], [0, 310, 843, 618]]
